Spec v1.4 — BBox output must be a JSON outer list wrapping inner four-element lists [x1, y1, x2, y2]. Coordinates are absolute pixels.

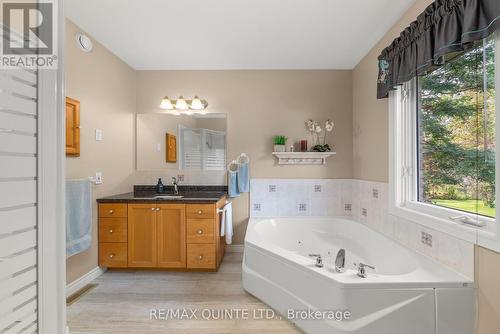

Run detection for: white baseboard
[[226, 244, 244, 253], [66, 266, 106, 298]]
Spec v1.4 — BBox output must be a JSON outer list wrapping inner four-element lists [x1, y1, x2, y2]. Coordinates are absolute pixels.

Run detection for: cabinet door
[[65, 97, 80, 156], [166, 133, 176, 162], [157, 204, 186, 268], [128, 204, 157, 267]]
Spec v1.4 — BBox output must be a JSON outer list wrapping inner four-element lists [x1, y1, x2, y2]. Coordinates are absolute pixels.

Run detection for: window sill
[[389, 202, 500, 252]]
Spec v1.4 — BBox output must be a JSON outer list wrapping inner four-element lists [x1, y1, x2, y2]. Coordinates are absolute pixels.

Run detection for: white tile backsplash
[[250, 178, 474, 279]]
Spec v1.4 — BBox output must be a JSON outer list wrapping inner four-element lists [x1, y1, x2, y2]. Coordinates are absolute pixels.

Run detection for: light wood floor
[[67, 252, 302, 334]]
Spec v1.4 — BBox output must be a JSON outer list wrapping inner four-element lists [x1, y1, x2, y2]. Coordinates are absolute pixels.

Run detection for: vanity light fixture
[[159, 95, 209, 111]]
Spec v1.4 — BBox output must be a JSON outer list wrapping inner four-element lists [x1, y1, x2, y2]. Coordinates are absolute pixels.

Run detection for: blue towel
[[237, 162, 249, 193], [66, 179, 92, 258], [228, 169, 240, 198]]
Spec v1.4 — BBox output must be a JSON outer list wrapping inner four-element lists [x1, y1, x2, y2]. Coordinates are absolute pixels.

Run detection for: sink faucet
[[354, 262, 375, 278], [171, 177, 179, 195], [334, 249, 345, 273], [309, 254, 323, 268]]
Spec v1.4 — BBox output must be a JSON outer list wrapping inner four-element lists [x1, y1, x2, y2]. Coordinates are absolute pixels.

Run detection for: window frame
[[389, 31, 500, 251]]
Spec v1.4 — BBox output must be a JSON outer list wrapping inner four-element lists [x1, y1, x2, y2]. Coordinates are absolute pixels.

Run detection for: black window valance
[[377, 0, 499, 99]]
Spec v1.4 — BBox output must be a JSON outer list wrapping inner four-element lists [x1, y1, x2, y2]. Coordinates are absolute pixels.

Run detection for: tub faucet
[[334, 249, 346, 273], [309, 254, 323, 268], [354, 262, 376, 278], [171, 177, 179, 195]]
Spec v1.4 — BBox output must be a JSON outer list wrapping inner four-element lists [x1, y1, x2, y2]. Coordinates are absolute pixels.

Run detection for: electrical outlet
[[94, 172, 103, 185], [421, 231, 433, 247]]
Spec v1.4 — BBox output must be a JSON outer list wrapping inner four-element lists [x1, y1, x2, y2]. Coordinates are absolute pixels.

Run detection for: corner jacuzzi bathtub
[[242, 217, 474, 334]]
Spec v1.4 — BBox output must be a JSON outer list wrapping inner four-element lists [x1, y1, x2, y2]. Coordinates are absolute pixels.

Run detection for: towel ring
[[228, 160, 239, 172], [238, 153, 250, 164]]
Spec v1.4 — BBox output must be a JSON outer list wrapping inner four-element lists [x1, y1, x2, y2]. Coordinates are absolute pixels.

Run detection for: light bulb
[[190, 96, 205, 110], [160, 96, 173, 110], [175, 96, 189, 110]]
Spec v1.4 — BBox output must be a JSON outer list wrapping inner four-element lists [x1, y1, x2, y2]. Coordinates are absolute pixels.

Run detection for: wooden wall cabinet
[[65, 97, 80, 156], [166, 133, 176, 162], [98, 199, 225, 271]]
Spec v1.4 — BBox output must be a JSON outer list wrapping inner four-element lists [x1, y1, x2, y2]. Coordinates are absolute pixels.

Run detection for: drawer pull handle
[[109, 253, 115, 259], [197, 229, 203, 235], [109, 229, 113, 234], [151, 208, 155, 211], [109, 209, 114, 214], [198, 255, 204, 260], [156, 208, 160, 211], [197, 209, 203, 215]]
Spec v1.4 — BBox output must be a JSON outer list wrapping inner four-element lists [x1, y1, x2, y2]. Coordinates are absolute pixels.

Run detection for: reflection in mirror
[[136, 113, 226, 171]]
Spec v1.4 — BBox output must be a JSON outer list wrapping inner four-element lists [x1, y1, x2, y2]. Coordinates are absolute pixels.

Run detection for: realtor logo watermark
[[1, 0, 58, 68]]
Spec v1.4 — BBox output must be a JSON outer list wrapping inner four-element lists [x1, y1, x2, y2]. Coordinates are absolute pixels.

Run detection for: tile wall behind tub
[[249, 179, 353, 217], [250, 178, 474, 279], [351, 180, 474, 279]]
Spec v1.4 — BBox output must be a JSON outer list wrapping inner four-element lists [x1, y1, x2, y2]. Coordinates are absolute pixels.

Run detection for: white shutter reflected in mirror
[[179, 126, 226, 171], [0, 68, 39, 333]]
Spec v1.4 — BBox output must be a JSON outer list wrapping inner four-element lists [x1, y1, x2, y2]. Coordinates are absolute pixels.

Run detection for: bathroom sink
[[154, 195, 184, 199]]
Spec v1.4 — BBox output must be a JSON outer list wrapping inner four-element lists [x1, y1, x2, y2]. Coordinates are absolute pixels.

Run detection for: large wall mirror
[[136, 113, 227, 171]]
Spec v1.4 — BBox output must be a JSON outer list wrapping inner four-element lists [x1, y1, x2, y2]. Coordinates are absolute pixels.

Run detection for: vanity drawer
[[187, 219, 215, 244], [99, 203, 127, 218], [99, 243, 127, 268], [187, 244, 216, 269], [186, 204, 215, 219], [99, 218, 127, 242]]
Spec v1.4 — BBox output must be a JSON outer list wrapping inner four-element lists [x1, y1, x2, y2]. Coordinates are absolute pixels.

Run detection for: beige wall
[[136, 70, 353, 243], [351, 0, 500, 331], [136, 114, 197, 170], [352, 0, 434, 182], [65, 20, 137, 284]]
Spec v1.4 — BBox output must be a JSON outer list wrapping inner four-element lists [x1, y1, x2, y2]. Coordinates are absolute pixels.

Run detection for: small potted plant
[[273, 135, 287, 152]]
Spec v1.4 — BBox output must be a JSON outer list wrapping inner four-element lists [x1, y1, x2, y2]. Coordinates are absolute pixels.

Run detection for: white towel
[[220, 202, 233, 245]]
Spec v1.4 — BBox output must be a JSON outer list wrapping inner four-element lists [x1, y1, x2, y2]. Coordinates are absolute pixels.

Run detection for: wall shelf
[[272, 152, 336, 165]]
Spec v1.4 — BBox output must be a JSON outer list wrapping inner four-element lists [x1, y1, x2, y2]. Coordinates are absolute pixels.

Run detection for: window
[[179, 126, 226, 171], [417, 34, 496, 218], [390, 32, 500, 247]]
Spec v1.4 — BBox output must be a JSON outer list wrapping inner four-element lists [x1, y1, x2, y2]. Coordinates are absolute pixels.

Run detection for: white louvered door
[[0, 69, 39, 333]]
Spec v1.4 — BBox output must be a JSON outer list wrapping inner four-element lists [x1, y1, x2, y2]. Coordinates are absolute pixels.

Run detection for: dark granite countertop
[[97, 185, 227, 204]]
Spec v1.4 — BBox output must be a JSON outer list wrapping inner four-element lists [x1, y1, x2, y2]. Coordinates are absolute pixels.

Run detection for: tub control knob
[[354, 262, 375, 278], [308, 254, 323, 268]]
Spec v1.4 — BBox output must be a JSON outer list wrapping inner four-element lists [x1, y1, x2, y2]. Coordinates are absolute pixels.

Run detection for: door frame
[[37, 1, 66, 333]]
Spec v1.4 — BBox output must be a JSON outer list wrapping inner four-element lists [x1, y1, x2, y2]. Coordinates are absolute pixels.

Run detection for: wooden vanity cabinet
[[98, 199, 225, 271]]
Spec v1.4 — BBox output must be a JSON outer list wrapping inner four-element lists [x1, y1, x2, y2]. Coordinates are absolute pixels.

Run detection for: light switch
[[156, 143, 161, 152], [95, 129, 103, 141]]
